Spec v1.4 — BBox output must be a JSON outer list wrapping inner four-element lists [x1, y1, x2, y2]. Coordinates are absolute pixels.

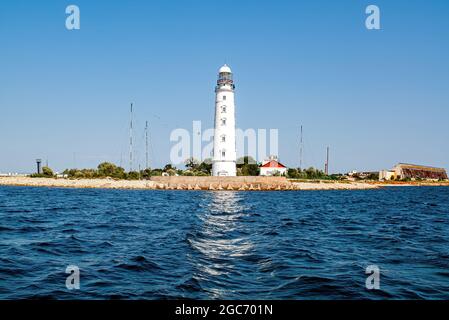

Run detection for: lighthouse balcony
[[217, 79, 234, 86]]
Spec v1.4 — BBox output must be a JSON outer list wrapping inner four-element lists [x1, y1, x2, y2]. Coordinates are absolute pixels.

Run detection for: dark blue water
[[0, 186, 449, 299]]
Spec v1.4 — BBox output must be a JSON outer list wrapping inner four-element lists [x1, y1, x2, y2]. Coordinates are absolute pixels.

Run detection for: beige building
[[379, 163, 448, 181], [379, 170, 396, 181]]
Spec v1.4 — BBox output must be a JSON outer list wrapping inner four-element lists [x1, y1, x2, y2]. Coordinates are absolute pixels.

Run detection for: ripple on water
[[115, 256, 164, 273], [1, 186, 449, 299]]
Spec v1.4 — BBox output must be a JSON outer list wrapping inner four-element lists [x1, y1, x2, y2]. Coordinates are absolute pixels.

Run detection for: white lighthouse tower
[[212, 64, 237, 176]]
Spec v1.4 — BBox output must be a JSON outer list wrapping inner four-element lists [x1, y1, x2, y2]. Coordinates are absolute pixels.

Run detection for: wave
[[115, 256, 163, 273], [1, 186, 449, 299]]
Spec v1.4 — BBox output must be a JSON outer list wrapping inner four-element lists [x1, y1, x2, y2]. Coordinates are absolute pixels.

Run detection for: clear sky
[[1, 0, 448, 174]]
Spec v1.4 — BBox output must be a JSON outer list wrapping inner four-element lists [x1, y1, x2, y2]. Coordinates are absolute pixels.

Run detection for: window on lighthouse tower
[[221, 106, 227, 113], [221, 118, 226, 126], [222, 150, 226, 158], [221, 135, 226, 142]]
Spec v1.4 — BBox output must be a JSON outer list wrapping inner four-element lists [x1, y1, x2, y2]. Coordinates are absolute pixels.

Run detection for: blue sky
[[1, 0, 448, 173]]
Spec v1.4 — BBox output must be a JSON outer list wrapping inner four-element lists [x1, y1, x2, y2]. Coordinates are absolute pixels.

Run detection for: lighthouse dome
[[219, 64, 232, 73]]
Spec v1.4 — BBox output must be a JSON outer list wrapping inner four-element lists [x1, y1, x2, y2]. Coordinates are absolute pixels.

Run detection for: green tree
[[240, 164, 259, 176], [42, 166, 54, 177], [166, 168, 177, 176], [198, 158, 213, 175], [141, 168, 152, 179], [150, 169, 163, 176], [298, 169, 308, 179], [97, 162, 117, 176], [74, 171, 85, 179], [185, 157, 200, 171], [237, 156, 257, 167], [128, 171, 140, 180], [81, 169, 97, 178], [97, 162, 125, 179], [287, 168, 299, 179], [237, 156, 259, 176], [163, 164, 175, 171]]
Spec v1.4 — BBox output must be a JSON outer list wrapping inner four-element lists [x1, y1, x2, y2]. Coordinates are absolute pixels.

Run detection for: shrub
[[287, 168, 299, 178], [42, 166, 54, 177], [166, 169, 177, 176], [150, 169, 163, 176], [127, 171, 140, 180], [30, 166, 54, 178]]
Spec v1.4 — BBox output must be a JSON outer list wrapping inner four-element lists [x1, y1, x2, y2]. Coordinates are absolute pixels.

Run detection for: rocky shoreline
[[1, 176, 448, 191], [0, 176, 382, 191]]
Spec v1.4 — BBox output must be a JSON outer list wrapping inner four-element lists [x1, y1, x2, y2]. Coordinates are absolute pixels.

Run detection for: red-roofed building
[[260, 156, 287, 176]]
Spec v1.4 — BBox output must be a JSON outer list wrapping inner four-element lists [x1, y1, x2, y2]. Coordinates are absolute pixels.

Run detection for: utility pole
[[129, 103, 133, 172], [145, 120, 149, 170], [299, 125, 303, 171]]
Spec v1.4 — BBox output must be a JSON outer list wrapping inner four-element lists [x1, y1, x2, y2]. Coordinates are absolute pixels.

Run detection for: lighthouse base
[[212, 161, 237, 177]]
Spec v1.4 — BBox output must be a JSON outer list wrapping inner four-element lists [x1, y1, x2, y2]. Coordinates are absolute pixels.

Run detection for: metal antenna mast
[[129, 103, 133, 172], [299, 125, 303, 171], [145, 120, 149, 170]]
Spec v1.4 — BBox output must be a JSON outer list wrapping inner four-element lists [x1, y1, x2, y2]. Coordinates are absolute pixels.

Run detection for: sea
[[0, 186, 448, 299]]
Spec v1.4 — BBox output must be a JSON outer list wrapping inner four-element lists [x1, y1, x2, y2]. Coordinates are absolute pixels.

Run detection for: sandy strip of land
[[0, 176, 383, 191], [0, 177, 157, 190], [369, 182, 449, 187], [291, 182, 379, 190]]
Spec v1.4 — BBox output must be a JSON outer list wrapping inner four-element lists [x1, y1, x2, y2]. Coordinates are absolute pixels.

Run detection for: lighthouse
[[212, 64, 237, 176]]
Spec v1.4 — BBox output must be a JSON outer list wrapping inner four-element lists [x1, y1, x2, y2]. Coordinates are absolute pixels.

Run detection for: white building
[[212, 64, 237, 176], [379, 170, 395, 181], [260, 156, 287, 176]]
